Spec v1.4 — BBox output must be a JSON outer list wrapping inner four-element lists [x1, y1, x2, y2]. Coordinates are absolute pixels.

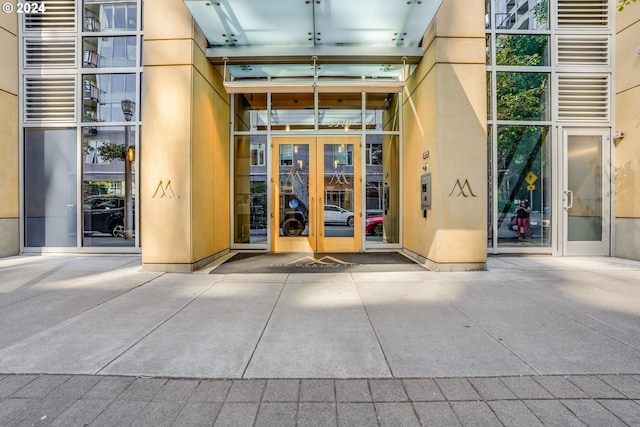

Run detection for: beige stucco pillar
[[614, 4, 640, 261], [402, 0, 487, 271], [142, 0, 230, 272], [0, 12, 19, 257]]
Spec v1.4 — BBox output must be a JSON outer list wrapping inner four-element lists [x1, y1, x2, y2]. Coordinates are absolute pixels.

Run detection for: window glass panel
[[496, 125, 551, 248], [234, 136, 268, 244], [494, 0, 549, 30], [318, 93, 362, 131], [487, 72, 493, 119], [487, 125, 493, 248], [496, 34, 549, 66], [323, 144, 355, 237], [84, 1, 137, 32], [496, 72, 550, 121], [234, 93, 267, 132], [24, 128, 77, 247], [272, 93, 315, 131], [366, 135, 399, 244], [365, 92, 399, 132], [279, 144, 310, 237], [83, 73, 136, 122], [485, 0, 491, 29], [83, 36, 137, 68], [82, 126, 136, 247]]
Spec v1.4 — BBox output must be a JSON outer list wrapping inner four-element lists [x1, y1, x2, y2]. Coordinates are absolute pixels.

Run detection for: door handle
[[310, 197, 314, 236], [564, 190, 573, 210]]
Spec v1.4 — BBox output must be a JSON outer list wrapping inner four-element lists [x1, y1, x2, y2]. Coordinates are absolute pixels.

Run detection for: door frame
[[271, 136, 362, 253], [560, 127, 611, 256]]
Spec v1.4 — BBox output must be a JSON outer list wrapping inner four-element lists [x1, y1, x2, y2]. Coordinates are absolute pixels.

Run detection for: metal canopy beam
[[206, 46, 424, 65]]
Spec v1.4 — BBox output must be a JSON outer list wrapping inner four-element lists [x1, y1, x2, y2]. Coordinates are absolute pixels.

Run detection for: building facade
[[1, 0, 638, 271]]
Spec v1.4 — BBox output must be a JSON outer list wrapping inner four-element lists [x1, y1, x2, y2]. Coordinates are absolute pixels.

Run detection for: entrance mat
[[211, 252, 427, 274]]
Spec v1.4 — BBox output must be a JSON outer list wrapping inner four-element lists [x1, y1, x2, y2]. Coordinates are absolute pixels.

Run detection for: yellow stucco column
[[0, 12, 19, 257], [142, 0, 230, 272], [615, 4, 640, 261], [402, 0, 487, 271]]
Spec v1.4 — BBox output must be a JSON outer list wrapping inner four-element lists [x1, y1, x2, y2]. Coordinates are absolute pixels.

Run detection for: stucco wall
[[402, 0, 488, 270], [0, 11, 19, 257], [615, 3, 640, 260], [142, 0, 230, 271]]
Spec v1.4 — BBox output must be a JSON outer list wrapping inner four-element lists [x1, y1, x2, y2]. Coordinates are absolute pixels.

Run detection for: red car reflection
[[365, 215, 383, 236]]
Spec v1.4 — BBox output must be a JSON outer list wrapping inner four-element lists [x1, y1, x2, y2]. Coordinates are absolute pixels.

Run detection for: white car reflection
[[324, 205, 354, 227]]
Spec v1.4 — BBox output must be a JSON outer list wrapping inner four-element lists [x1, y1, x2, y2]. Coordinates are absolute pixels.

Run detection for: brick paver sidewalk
[[1, 374, 640, 426]]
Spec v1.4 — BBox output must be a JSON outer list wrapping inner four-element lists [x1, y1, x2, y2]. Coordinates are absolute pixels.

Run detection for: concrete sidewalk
[[1, 253, 639, 425]]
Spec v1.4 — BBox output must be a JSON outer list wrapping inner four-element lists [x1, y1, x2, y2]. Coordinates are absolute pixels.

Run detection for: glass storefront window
[[496, 125, 550, 247], [494, 0, 549, 30], [318, 93, 362, 131], [234, 135, 268, 244], [365, 134, 399, 244], [24, 129, 77, 247], [496, 72, 549, 121], [365, 92, 399, 132], [83, 73, 136, 123], [234, 93, 267, 132], [83, 36, 137, 68], [496, 34, 549, 66], [82, 126, 136, 247], [487, 125, 493, 248], [84, 1, 138, 32], [272, 93, 315, 131], [487, 72, 492, 119]]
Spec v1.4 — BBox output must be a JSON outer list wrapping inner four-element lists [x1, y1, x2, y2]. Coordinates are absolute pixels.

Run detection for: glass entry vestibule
[[232, 91, 401, 253]]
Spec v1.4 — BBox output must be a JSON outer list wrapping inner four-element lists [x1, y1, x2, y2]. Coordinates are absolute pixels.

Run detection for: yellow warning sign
[[525, 171, 538, 185], [527, 184, 535, 191]]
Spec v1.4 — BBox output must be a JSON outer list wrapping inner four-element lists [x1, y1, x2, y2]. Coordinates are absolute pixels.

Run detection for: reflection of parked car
[[366, 214, 383, 236], [324, 205, 354, 226], [83, 195, 132, 237], [280, 194, 308, 236]]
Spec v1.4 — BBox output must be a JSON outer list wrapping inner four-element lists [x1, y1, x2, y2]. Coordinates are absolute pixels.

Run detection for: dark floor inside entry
[[211, 252, 427, 274]]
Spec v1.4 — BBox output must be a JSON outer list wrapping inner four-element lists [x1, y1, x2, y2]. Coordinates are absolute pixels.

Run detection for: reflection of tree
[[494, 34, 549, 226]]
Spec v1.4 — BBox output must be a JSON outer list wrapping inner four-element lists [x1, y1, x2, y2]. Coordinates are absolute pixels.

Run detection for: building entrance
[[272, 137, 362, 253], [562, 129, 611, 255]]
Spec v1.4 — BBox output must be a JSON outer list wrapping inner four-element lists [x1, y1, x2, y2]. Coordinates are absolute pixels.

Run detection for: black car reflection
[[83, 195, 132, 238]]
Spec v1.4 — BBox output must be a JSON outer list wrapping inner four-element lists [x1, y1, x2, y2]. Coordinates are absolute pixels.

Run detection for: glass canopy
[[183, 0, 443, 84]]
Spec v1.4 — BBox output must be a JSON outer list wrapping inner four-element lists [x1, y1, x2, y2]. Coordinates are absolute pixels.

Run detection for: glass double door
[[272, 137, 361, 253]]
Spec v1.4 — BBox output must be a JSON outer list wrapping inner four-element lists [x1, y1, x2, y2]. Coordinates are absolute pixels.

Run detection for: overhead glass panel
[[183, 0, 443, 83]]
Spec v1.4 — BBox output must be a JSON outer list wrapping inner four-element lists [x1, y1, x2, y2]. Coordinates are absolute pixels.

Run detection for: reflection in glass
[[366, 135, 399, 244], [496, 125, 550, 247], [272, 93, 315, 131], [496, 35, 549, 66], [83, 73, 136, 122], [496, 72, 549, 121], [494, 0, 549, 30], [24, 129, 77, 247], [234, 136, 268, 244], [567, 135, 602, 242], [82, 126, 136, 247], [279, 145, 310, 237], [324, 144, 354, 238], [83, 37, 137, 68], [365, 93, 399, 131], [318, 93, 362, 131], [234, 93, 267, 132], [487, 125, 493, 248], [84, 2, 138, 32]]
